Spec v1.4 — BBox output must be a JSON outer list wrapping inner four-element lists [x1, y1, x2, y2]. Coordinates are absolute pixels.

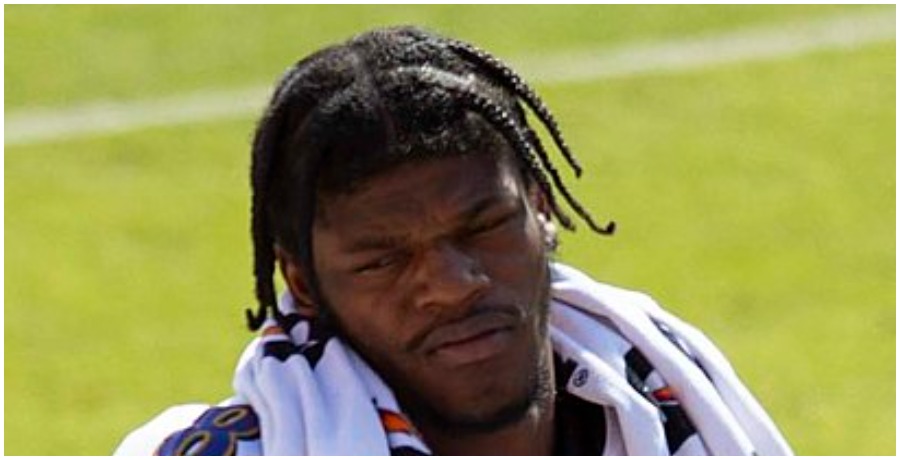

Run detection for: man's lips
[[419, 311, 518, 365]]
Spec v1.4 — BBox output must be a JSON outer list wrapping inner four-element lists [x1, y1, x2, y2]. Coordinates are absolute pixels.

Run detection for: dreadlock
[[246, 25, 615, 331]]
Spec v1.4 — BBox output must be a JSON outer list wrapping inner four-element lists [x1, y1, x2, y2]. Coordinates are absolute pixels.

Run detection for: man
[[115, 26, 792, 455]]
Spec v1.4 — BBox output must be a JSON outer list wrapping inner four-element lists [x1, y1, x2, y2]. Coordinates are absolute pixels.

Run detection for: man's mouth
[[421, 312, 517, 367]]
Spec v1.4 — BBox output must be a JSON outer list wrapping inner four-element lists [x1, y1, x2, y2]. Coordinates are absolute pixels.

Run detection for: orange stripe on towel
[[379, 409, 415, 435], [262, 325, 285, 337]]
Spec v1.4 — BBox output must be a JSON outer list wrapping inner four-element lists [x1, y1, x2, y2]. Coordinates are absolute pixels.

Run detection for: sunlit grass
[[5, 4, 894, 455]]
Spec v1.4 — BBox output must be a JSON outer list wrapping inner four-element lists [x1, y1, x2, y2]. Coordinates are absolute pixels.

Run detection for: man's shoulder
[[114, 403, 262, 456]]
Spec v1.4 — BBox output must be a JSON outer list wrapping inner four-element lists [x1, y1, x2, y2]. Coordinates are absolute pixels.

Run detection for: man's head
[[247, 26, 612, 434]]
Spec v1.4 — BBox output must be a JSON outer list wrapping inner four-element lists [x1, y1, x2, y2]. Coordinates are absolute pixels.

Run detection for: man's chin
[[404, 353, 554, 436]]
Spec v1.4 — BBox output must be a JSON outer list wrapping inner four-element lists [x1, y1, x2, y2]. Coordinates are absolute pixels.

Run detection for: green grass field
[[5, 5, 895, 455]]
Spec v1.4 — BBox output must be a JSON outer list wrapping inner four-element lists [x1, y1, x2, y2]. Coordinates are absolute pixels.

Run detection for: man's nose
[[412, 240, 490, 315]]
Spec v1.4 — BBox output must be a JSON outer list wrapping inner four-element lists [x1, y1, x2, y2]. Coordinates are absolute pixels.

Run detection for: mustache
[[408, 305, 525, 355]]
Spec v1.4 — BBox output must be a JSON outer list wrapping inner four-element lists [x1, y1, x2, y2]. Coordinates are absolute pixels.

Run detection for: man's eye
[[354, 254, 402, 274], [470, 213, 514, 235], [470, 222, 500, 235]]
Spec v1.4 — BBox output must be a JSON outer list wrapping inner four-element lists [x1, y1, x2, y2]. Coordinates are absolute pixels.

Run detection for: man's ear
[[526, 183, 554, 225], [274, 245, 319, 318], [527, 184, 558, 250], [528, 184, 552, 218]]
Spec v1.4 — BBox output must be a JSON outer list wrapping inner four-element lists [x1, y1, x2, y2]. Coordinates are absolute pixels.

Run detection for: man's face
[[303, 153, 553, 431]]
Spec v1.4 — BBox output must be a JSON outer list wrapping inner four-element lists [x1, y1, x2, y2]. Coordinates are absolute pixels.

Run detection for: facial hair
[[397, 263, 554, 435]]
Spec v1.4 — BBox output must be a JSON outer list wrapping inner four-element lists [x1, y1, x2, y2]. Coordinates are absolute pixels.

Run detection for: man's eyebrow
[[344, 234, 407, 254], [458, 193, 514, 223], [342, 194, 516, 254]]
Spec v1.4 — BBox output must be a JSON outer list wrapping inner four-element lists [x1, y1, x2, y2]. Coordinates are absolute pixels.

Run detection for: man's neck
[[420, 395, 556, 456]]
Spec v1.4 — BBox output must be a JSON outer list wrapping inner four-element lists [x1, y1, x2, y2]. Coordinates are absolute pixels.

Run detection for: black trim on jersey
[[552, 353, 607, 455], [624, 347, 698, 454], [554, 354, 579, 389]]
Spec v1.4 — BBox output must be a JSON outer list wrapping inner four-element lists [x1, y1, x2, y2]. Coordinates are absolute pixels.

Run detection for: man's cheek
[[348, 323, 402, 364]]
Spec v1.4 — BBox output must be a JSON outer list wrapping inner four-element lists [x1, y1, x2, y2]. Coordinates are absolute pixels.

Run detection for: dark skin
[[278, 152, 558, 455]]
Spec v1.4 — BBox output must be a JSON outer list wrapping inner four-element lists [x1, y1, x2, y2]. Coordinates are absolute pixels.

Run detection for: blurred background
[[5, 4, 895, 455]]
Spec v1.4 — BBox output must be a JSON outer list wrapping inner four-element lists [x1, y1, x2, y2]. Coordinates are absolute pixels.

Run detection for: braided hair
[[246, 25, 614, 331]]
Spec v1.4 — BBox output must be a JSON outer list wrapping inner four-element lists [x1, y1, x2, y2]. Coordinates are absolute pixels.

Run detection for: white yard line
[[5, 9, 895, 147], [516, 8, 896, 83]]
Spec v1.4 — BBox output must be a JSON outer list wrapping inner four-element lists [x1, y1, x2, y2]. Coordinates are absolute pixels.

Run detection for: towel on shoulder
[[114, 262, 792, 456]]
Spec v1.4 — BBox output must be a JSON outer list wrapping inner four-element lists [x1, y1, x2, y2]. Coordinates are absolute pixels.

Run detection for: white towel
[[114, 262, 792, 455], [549, 263, 792, 455], [231, 294, 431, 455]]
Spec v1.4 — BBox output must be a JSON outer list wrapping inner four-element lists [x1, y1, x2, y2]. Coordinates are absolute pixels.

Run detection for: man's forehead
[[313, 153, 524, 229]]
